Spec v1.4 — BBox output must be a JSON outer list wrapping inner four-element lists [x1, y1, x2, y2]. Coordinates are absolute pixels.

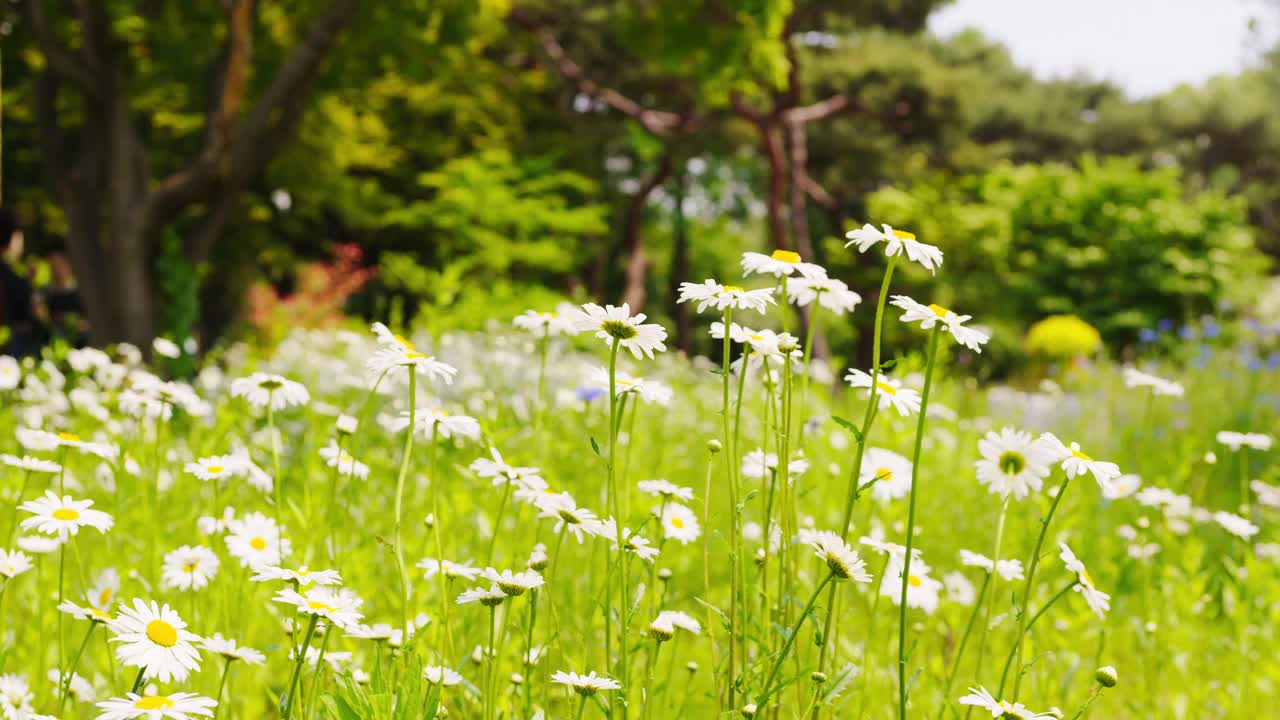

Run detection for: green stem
[[758, 572, 836, 706], [1069, 686, 1105, 720], [576, 695, 589, 720], [966, 495, 1011, 706], [57, 622, 94, 713], [129, 667, 147, 694], [282, 615, 319, 719], [606, 335, 630, 719], [1004, 472, 1074, 701], [486, 478, 514, 568], [6, 469, 30, 543], [719, 305, 738, 712], [939, 572, 991, 718], [394, 369, 418, 643], [213, 657, 234, 720], [997, 581, 1079, 695], [897, 323, 942, 720], [429, 429, 454, 658]]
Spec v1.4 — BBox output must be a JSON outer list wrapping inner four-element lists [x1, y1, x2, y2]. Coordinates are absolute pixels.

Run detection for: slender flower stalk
[[758, 571, 836, 707], [718, 305, 739, 711], [393, 369, 418, 642], [940, 572, 992, 717], [965, 495, 1012, 708], [898, 324, 942, 720], [606, 336, 631, 718], [57, 622, 95, 713], [998, 581, 1079, 694], [212, 657, 234, 720], [282, 615, 320, 719]]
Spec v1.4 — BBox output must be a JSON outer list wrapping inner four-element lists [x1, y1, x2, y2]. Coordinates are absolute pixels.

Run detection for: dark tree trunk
[[760, 123, 790, 251], [667, 168, 692, 353], [620, 151, 674, 310]]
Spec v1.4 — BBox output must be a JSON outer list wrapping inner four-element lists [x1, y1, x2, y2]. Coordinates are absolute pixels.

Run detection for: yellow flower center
[[250, 537, 267, 551], [135, 696, 175, 710], [671, 517, 685, 529], [1071, 447, 1093, 462], [53, 508, 80, 521], [770, 249, 801, 263], [308, 600, 336, 613], [206, 465, 224, 475], [339, 452, 354, 463], [393, 334, 415, 350], [405, 352, 426, 360], [296, 568, 311, 576], [58, 432, 81, 442], [146, 620, 179, 647], [182, 562, 199, 574], [908, 575, 923, 587], [927, 304, 951, 318], [749, 334, 764, 341], [891, 229, 916, 240], [98, 588, 113, 605], [722, 285, 744, 293], [876, 381, 898, 396], [1081, 568, 1095, 588], [92, 608, 112, 620], [875, 467, 893, 481]]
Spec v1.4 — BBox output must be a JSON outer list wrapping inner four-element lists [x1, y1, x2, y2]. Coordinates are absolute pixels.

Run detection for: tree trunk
[[760, 122, 790, 251], [668, 168, 692, 353], [620, 151, 673, 310]]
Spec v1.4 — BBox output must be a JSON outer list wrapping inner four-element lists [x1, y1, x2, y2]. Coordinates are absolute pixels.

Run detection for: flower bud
[[657, 568, 673, 582], [686, 661, 698, 673], [741, 703, 758, 718], [1095, 665, 1118, 688], [336, 414, 359, 436], [707, 439, 723, 454], [647, 620, 675, 642], [810, 671, 828, 685]]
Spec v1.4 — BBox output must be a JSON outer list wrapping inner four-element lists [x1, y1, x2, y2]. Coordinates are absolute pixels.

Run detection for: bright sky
[[929, 0, 1274, 97]]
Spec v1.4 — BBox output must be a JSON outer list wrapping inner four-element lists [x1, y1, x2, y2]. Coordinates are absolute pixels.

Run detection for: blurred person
[[0, 208, 84, 357]]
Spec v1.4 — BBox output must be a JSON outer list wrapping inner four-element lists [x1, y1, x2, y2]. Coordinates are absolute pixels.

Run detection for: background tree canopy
[[0, 0, 1275, 372]]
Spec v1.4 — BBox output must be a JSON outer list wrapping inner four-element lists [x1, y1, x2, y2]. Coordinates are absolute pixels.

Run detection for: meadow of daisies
[[0, 225, 1276, 720]]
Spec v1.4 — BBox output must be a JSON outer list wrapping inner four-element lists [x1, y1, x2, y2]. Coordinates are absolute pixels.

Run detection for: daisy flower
[[366, 322, 459, 382], [890, 295, 989, 351], [183, 456, 236, 483], [17, 534, 64, 553], [392, 408, 482, 442], [416, 558, 483, 582], [48, 667, 95, 703], [1213, 511, 1260, 540], [480, 568, 545, 596], [423, 665, 466, 685], [787, 276, 862, 314], [0, 549, 33, 579], [740, 449, 810, 480], [1, 454, 61, 474], [59, 599, 115, 624], [273, 587, 364, 630], [844, 369, 921, 417], [881, 557, 944, 614], [740, 249, 827, 279], [1058, 543, 1111, 619], [975, 428, 1056, 500], [807, 531, 873, 581], [161, 545, 219, 592], [587, 366, 675, 406], [653, 610, 701, 635], [19, 490, 113, 539], [592, 517, 661, 561], [656, 503, 701, 544], [574, 303, 668, 359], [0, 674, 34, 716], [958, 686, 1058, 719], [944, 572, 977, 605], [677, 279, 776, 314], [1102, 473, 1143, 500], [318, 440, 369, 480], [224, 449, 274, 493], [513, 308, 576, 336], [457, 585, 508, 606], [859, 448, 913, 502], [845, 223, 944, 273], [95, 692, 216, 719], [108, 599, 203, 682], [551, 670, 622, 697], [637, 479, 694, 502], [958, 550, 1024, 581], [536, 493, 599, 543], [200, 634, 265, 665], [471, 448, 542, 487], [1122, 367, 1184, 397], [224, 511, 290, 568], [1038, 434, 1122, 491], [1216, 430, 1273, 451], [1252, 480, 1280, 509], [0, 355, 19, 389], [251, 564, 343, 587], [229, 372, 310, 410]]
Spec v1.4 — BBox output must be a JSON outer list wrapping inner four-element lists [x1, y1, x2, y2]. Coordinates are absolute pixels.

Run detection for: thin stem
[[699, 446, 724, 707], [1004, 472, 1074, 700], [606, 336, 630, 719], [1069, 686, 1105, 720], [57, 622, 95, 714], [6, 469, 31, 543], [485, 604, 498, 720], [486, 479, 514, 568], [998, 581, 1079, 694], [967, 495, 1011, 705], [898, 323, 942, 720], [282, 615, 319, 719], [394, 369, 418, 643], [429, 429, 454, 657], [939, 572, 991, 718], [129, 667, 147, 694], [212, 657, 234, 720], [758, 572, 836, 706], [719, 305, 738, 712], [575, 695, 589, 720]]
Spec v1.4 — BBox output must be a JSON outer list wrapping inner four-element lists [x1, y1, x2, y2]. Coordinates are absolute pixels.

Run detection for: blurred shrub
[[1025, 314, 1102, 358], [865, 156, 1271, 353], [246, 244, 378, 346]]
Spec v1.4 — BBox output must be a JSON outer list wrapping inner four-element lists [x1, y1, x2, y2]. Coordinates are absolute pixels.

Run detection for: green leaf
[[831, 415, 864, 443]]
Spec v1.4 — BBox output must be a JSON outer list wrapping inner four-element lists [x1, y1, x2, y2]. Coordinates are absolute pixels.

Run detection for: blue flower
[[1138, 328, 1158, 343], [575, 386, 605, 402], [1178, 325, 1197, 340], [1157, 318, 1173, 332]]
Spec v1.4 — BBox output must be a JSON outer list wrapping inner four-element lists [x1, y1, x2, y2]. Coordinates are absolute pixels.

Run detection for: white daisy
[[251, 564, 343, 587], [844, 369, 921, 417], [881, 556, 944, 614], [574, 303, 668, 359], [975, 428, 1056, 500], [18, 490, 113, 539], [17, 534, 64, 553], [95, 691, 217, 719], [1216, 431, 1273, 451], [457, 585, 508, 606], [890, 295, 989, 351], [845, 223, 944, 273], [637, 479, 694, 502], [480, 568, 545, 596], [787, 276, 862, 314], [740, 449, 810, 480], [183, 456, 236, 483], [0, 673, 34, 717], [859, 448, 913, 502], [416, 558, 483, 582], [513, 308, 577, 336], [535, 493, 599, 543], [677, 279, 776, 314], [551, 669, 622, 696], [48, 667, 95, 703], [1102, 473, 1143, 500], [423, 665, 466, 685], [108, 599, 203, 682], [740, 249, 827, 279], [652, 610, 702, 636], [592, 517, 661, 562], [656, 503, 701, 544], [1213, 511, 1260, 540], [273, 587, 364, 630], [470, 448, 542, 487], [1058, 543, 1111, 619], [1038, 434, 1122, 491], [0, 356, 20, 390], [958, 686, 1058, 719], [944, 572, 977, 605], [59, 599, 116, 624], [224, 511, 290, 568], [0, 549, 33, 579], [392, 408, 482, 442], [958, 551, 1024, 581], [161, 545, 220, 592], [1, 454, 62, 473], [224, 449, 274, 493], [200, 634, 265, 665], [1251, 480, 1280, 509], [807, 531, 873, 581], [229, 372, 310, 410], [1122, 367, 1184, 397], [366, 322, 459, 382], [318, 440, 370, 480]]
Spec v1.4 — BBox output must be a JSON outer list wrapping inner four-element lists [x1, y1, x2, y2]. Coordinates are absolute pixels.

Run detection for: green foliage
[[155, 229, 200, 376], [865, 156, 1271, 352]]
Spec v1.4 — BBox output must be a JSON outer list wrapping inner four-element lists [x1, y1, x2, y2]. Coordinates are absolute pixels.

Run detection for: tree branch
[[783, 94, 851, 125]]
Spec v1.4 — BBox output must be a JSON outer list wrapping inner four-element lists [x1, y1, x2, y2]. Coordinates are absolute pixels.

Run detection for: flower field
[[0, 232, 1276, 720]]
